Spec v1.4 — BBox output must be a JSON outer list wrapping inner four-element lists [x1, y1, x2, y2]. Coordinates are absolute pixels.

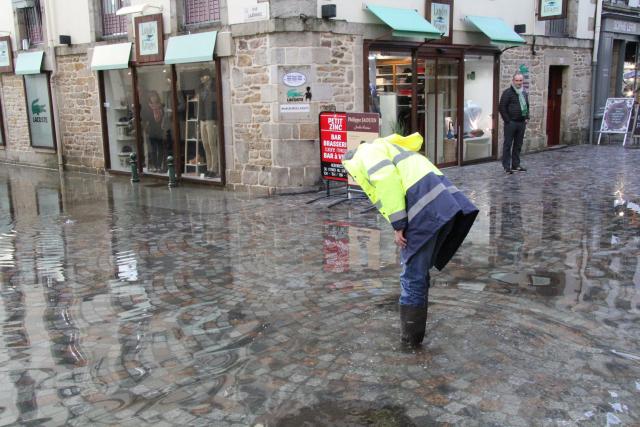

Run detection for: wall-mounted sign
[[426, 0, 453, 44], [319, 112, 380, 182], [229, 0, 270, 25], [279, 66, 312, 119], [244, 3, 269, 22], [0, 36, 14, 73], [280, 104, 310, 113], [431, 3, 450, 37], [538, 0, 567, 20], [283, 72, 307, 87], [25, 74, 55, 149], [134, 14, 164, 64]]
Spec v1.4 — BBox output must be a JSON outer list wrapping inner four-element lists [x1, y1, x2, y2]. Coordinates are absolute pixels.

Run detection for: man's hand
[[394, 229, 407, 248]]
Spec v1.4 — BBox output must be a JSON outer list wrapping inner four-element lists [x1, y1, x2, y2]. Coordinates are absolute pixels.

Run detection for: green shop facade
[[91, 14, 225, 185]]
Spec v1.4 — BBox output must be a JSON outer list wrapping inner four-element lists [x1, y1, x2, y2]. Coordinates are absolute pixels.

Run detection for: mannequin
[[198, 71, 219, 177]]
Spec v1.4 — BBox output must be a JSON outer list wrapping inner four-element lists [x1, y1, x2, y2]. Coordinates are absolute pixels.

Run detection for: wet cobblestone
[[0, 145, 639, 425]]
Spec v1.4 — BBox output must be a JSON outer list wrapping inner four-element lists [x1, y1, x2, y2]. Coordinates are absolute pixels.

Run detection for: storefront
[[593, 12, 640, 136], [363, 5, 523, 167], [15, 50, 57, 150], [91, 25, 224, 184]]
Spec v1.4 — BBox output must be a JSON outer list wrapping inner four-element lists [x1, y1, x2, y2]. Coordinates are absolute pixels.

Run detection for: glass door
[[419, 56, 461, 167]]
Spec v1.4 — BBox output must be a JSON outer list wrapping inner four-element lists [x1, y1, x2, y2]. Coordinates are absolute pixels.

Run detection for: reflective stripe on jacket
[[343, 133, 479, 267]]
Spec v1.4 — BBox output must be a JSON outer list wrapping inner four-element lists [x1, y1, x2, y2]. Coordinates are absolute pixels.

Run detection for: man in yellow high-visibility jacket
[[343, 133, 478, 347]]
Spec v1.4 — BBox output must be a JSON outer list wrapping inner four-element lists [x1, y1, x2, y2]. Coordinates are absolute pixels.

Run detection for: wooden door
[[546, 66, 563, 146]]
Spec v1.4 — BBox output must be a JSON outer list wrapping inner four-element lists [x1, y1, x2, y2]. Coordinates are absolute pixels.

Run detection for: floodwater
[[0, 145, 639, 426]]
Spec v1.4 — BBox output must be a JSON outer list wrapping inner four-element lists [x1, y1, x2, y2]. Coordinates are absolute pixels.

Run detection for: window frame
[[101, 0, 129, 37], [19, 0, 44, 46], [183, 0, 221, 26]]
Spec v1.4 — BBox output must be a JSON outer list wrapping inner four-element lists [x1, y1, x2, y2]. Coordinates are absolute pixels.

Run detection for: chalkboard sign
[[601, 98, 634, 133], [598, 98, 634, 146]]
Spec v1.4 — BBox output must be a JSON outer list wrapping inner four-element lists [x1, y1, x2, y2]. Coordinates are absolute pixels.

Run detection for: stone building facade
[[0, 0, 596, 193], [499, 37, 593, 153]]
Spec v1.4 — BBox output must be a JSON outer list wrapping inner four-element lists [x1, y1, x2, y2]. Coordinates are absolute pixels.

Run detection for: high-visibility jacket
[[343, 133, 479, 268]]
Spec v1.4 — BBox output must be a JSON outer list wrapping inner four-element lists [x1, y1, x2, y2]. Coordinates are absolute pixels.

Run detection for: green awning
[[366, 4, 442, 39], [466, 16, 525, 45], [15, 51, 44, 75], [90, 42, 132, 71], [164, 31, 217, 65]]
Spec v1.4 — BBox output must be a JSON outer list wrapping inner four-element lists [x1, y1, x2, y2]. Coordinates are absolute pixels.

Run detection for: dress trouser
[[200, 120, 219, 175], [502, 121, 526, 170]]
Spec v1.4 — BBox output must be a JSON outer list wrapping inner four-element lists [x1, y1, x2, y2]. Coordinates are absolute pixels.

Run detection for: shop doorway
[[546, 66, 564, 147]]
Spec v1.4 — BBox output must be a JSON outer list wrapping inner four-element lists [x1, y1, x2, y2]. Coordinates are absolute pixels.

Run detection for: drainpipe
[[588, 0, 603, 145], [43, 0, 64, 173]]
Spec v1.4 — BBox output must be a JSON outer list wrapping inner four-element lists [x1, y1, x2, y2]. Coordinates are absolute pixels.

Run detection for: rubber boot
[[399, 304, 427, 347]]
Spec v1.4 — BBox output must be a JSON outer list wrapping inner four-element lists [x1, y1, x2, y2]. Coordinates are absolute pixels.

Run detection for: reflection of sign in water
[[0, 40, 9, 67], [431, 3, 450, 37], [601, 98, 634, 133], [540, 0, 563, 18], [139, 21, 159, 56], [323, 221, 349, 273]]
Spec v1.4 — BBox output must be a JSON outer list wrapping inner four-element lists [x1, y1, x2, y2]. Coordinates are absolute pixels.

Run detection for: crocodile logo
[[31, 99, 47, 116]]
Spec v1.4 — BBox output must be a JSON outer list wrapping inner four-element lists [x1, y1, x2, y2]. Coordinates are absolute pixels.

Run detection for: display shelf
[[117, 135, 136, 142]]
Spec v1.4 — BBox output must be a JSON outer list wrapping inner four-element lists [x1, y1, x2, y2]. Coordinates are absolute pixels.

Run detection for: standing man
[[343, 133, 479, 347], [499, 73, 530, 174]]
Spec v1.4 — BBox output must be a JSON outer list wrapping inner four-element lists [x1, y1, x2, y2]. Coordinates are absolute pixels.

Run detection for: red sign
[[320, 112, 348, 181], [319, 112, 380, 182]]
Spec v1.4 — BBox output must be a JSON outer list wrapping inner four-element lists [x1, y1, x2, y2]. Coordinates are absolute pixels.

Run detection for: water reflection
[[0, 146, 639, 425]]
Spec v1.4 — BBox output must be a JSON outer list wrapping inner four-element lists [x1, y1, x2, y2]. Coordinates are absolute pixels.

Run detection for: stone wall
[[56, 53, 104, 172], [228, 32, 358, 194], [500, 40, 592, 153]]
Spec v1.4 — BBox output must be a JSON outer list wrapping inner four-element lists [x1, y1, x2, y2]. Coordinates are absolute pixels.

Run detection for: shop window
[[184, 0, 220, 25], [622, 42, 638, 98], [418, 58, 459, 165], [24, 74, 55, 149], [462, 55, 494, 162], [18, 0, 43, 46], [367, 50, 414, 137], [103, 69, 136, 172], [176, 63, 221, 180], [136, 65, 175, 175], [102, 0, 128, 37]]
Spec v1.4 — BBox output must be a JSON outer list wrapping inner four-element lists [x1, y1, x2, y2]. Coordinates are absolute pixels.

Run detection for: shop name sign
[[612, 21, 637, 34], [31, 98, 48, 123], [431, 3, 450, 37], [538, 0, 567, 20], [283, 72, 306, 87]]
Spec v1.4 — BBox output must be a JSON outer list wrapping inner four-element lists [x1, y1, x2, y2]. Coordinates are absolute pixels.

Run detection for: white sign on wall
[[229, 0, 270, 25]]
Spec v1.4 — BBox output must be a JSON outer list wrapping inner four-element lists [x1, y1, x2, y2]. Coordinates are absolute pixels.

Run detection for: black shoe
[[504, 169, 513, 174], [513, 166, 527, 172], [400, 305, 427, 347]]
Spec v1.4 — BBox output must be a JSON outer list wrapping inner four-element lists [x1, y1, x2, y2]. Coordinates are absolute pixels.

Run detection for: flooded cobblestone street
[[0, 145, 639, 426]]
